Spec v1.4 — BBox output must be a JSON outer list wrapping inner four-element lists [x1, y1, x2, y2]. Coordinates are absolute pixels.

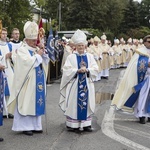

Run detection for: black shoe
[[66, 126, 73, 130], [32, 130, 43, 133], [66, 126, 79, 132], [0, 138, 4, 142], [73, 128, 81, 133], [3, 115, 7, 118], [147, 117, 150, 122], [83, 126, 93, 132], [23, 131, 33, 136], [66, 126, 71, 129], [139, 117, 146, 124], [8, 114, 14, 119]]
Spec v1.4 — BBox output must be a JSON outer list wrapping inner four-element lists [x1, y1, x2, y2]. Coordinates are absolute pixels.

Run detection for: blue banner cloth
[[46, 28, 56, 63]]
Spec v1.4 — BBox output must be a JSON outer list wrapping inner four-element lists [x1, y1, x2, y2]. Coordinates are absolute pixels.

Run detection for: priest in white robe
[[0, 28, 14, 118], [9, 28, 22, 64], [111, 35, 150, 124], [7, 21, 49, 136], [99, 34, 111, 79], [59, 29, 98, 132]]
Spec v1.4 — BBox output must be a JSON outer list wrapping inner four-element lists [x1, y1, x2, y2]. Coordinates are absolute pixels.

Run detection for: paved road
[[1, 68, 150, 150]]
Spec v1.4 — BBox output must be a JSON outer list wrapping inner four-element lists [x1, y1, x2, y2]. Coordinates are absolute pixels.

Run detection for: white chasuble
[[7, 42, 49, 116], [59, 52, 98, 120]]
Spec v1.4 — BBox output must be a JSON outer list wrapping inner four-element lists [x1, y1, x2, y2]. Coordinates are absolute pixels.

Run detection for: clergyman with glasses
[[111, 35, 150, 124]]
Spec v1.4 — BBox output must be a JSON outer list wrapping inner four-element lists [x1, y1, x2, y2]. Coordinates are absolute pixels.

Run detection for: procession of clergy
[[62, 34, 144, 81], [0, 19, 148, 142]]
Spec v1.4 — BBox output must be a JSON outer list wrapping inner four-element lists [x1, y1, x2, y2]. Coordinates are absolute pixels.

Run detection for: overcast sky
[[134, 0, 142, 3]]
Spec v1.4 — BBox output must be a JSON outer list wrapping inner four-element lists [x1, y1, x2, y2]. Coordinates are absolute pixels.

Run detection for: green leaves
[[0, 0, 32, 39], [0, 0, 149, 40]]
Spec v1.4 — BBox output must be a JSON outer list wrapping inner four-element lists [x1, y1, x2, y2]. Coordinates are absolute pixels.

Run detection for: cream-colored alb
[[7, 42, 48, 115], [111, 46, 150, 112]]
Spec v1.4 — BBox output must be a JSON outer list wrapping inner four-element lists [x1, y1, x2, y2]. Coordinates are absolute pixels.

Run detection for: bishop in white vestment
[[7, 21, 49, 136], [59, 30, 98, 132]]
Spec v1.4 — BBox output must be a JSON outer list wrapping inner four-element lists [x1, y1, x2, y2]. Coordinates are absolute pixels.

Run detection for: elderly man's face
[[76, 43, 86, 54], [144, 38, 150, 49], [26, 39, 37, 48]]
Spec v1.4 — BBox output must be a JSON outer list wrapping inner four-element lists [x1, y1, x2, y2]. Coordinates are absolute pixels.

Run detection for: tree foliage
[[119, 0, 140, 34], [0, 0, 149, 39], [45, 0, 150, 38], [65, 0, 97, 30], [0, 0, 32, 39], [139, 0, 150, 27]]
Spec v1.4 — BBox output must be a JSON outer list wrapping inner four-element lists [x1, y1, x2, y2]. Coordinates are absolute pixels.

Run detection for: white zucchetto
[[23, 21, 38, 39], [71, 29, 87, 45]]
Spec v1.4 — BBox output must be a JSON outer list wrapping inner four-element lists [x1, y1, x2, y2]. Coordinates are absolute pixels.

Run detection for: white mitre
[[101, 34, 107, 40], [71, 29, 87, 45], [114, 39, 120, 44], [68, 39, 74, 44], [120, 38, 124, 42], [139, 38, 143, 43], [127, 38, 132, 43], [62, 36, 67, 41], [93, 36, 100, 42], [90, 38, 94, 43], [23, 21, 38, 39], [133, 39, 136, 43]]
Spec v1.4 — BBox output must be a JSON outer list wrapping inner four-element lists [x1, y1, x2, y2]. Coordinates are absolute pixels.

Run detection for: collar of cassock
[[11, 40, 21, 43], [0, 40, 7, 46], [23, 41, 37, 53]]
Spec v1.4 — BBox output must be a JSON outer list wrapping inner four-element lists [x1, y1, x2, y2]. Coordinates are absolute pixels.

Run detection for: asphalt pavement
[[1, 68, 150, 150]]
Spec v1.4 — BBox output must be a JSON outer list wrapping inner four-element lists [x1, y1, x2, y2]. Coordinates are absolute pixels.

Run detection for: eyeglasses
[[146, 41, 150, 43]]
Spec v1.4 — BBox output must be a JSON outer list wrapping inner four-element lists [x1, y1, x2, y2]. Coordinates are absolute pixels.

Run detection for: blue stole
[[0, 50, 10, 96], [0, 71, 4, 126], [4, 78, 10, 96], [29, 50, 45, 116], [124, 55, 148, 108], [76, 54, 89, 120], [7, 43, 12, 52]]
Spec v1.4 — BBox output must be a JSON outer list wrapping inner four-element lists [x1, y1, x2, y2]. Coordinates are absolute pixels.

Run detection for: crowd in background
[[58, 34, 144, 82]]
